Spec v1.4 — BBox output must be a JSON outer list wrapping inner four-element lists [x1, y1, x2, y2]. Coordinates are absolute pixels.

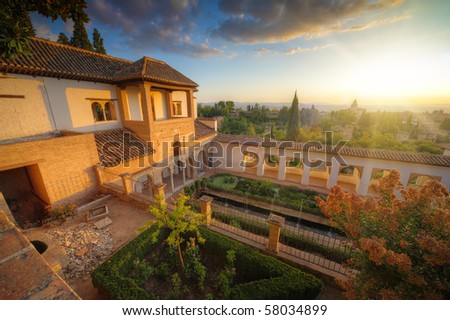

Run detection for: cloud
[[340, 14, 410, 32], [63, 19, 75, 36], [286, 44, 331, 55], [87, 0, 222, 58], [254, 47, 274, 56], [212, 0, 405, 44], [34, 23, 58, 42]]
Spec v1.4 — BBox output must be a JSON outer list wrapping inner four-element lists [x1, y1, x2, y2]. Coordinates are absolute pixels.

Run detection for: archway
[[408, 174, 441, 187], [368, 169, 391, 193], [134, 174, 154, 197], [309, 160, 329, 189], [243, 152, 259, 175], [285, 157, 303, 183], [337, 166, 362, 193], [264, 155, 279, 179]]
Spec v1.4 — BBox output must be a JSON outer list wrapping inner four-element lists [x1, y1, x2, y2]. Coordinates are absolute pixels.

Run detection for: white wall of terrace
[[212, 141, 450, 196]]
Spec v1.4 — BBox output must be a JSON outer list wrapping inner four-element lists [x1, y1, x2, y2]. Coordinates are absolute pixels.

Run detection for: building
[[2, 37, 450, 300], [0, 37, 216, 228]]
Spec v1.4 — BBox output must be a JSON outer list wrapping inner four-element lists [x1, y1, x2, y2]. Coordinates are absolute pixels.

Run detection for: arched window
[[91, 102, 104, 122], [91, 101, 116, 122], [104, 102, 114, 120]]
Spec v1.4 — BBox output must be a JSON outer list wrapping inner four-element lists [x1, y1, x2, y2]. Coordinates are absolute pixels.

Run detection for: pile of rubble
[[46, 223, 114, 282]]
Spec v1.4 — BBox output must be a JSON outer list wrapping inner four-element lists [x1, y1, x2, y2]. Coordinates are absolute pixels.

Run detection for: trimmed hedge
[[92, 226, 323, 299], [92, 226, 168, 299], [200, 228, 323, 299]]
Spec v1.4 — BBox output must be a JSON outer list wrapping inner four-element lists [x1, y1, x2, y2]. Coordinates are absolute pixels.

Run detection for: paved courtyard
[[23, 196, 154, 299]]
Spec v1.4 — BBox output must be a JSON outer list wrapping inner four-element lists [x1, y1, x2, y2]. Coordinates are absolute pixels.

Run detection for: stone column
[[120, 173, 133, 195], [199, 195, 213, 226], [277, 156, 286, 181], [266, 213, 285, 254], [151, 183, 166, 205], [400, 170, 412, 188], [327, 159, 341, 189], [301, 162, 311, 186], [170, 171, 175, 194], [94, 164, 106, 186], [357, 165, 373, 196], [257, 152, 265, 176]]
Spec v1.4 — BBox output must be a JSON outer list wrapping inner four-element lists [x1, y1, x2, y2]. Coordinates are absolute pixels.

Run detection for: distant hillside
[[198, 102, 450, 113]]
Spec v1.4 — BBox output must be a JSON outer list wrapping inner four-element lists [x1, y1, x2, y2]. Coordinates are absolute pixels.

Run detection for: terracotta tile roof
[[94, 129, 154, 167], [215, 133, 450, 167], [114, 57, 198, 87], [195, 120, 217, 140], [0, 37, 197, 87]]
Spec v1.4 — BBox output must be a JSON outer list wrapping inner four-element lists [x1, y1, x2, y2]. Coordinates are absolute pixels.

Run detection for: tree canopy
[[1, 0, 88, 59], [286, 91, 301, 141], [57, 32, 70, 45], [70, 19, 93, 51], [317, 170, 450, 299], [92, 28, 106, 54], [138, 193, 205, 270]]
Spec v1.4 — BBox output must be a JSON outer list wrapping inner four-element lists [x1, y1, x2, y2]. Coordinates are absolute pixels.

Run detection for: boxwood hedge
[[92, 226, 323, 300]]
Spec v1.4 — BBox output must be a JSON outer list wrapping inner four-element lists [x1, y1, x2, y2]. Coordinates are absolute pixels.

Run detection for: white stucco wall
[[0, 74, 54, 140], [43, 77, 121, 132], [0, 74, 122, 139], [213, 141, 450, 192]]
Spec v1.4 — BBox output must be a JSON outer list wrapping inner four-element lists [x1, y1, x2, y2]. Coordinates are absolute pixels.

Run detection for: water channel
[[199, 191, 345, 239]]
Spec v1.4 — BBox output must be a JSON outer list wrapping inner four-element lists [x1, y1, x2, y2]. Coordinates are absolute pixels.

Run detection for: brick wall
[[0, 134, 99, 205]]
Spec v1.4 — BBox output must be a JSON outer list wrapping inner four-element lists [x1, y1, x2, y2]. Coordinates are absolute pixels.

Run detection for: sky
[[31, 0, 450, 109]]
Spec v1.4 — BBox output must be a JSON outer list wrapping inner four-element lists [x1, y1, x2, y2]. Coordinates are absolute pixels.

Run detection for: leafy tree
[[300, 105, 320, 126], [139, 193, 205, 270], [219, 117, 248, 135], [70, 19, 93, 51], [57, 32, 70, 45], [286, 91, 301, 141], [247, 124, 256, 136], [317, 170, 450, 299], [277, 106, 289, 124], [441, 117, 450, 131], [92, 28, 106, 54], [1, 0, 88, 59]]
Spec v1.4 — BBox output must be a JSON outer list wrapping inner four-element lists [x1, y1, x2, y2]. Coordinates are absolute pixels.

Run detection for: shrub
[[92, 226, 322, 299], [200, 228, 323, 300], [43, 203, 77, 224]]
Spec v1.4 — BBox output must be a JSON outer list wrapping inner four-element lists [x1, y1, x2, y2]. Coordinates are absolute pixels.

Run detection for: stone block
[[94, 217, 112, 229]]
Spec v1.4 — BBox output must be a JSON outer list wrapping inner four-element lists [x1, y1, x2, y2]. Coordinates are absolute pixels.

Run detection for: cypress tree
[[20, 10, 35, 37], [57, 32, 70, 45], [70, 19, 93, 51], [286, 90, 301, 141], [92, 28, 106, 54]]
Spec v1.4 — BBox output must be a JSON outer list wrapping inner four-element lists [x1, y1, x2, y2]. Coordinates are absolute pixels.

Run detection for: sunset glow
[[32, 0, 450, 108]]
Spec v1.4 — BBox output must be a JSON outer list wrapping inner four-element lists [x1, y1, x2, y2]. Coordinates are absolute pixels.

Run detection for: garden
[[92, 195, 323, 300], [187, 173, 326, 216]]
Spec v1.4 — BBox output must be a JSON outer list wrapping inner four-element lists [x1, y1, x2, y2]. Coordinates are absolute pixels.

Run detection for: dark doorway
[[0, 165, 49, 228]]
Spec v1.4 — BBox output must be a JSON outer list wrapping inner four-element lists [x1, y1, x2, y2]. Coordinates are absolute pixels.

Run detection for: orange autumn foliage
[[317, 170, 450, 299]]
